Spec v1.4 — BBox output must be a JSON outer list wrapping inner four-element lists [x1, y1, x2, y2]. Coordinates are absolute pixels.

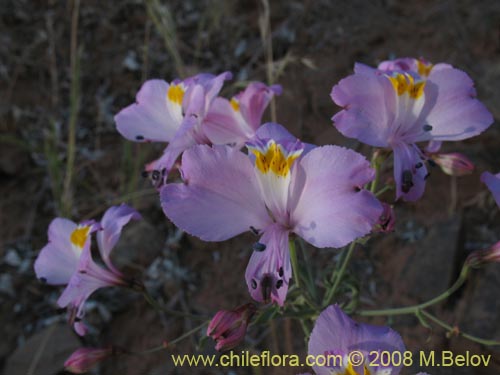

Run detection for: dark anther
[[249, 226, 259, 235], [276, 279, 283, 289], [136, 135, 144, 141], [79, 270, 87, 274], [39, 277, 47, 284], [424, 172, 431, 180], [161, 168, 167, 176], [151, 170, 160, 180], [401, 170, 414, 193], [428, 159, 437, 168], [261, 275, 273, 301], [141, 170, 149, 178], [354, 186, 361, 192], [278, 267, 284, 277], [252, 242, 266, 252], [423, 124, 433, 131], [415, 162, 423, 169], [251, 279, 257, 289], [74, 317, 82, 322]]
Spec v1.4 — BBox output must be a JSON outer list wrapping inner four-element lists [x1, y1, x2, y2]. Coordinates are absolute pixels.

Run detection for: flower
[[308, 305, 405, 375], [34, 204, 141, 335], [64, 347, 113, 374], [331, 57, 493, 201], [161, 123, 382, 305], [207, 303, 256, 351], [374, 203, 395, 233], [429, 152, 474, 177], [203, 82, 282, 147], [481, 171, 500, 207], [115, 72, 231, 183]]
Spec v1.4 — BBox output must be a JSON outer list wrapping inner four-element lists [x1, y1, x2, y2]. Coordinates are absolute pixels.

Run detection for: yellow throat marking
[[230, 97, 240, 112], [388, 73, 426, 99], [251, 141, 300, 177], [70, 225, 91, 249], [417, 59, 433, 77], [167, 84, 185, 105]]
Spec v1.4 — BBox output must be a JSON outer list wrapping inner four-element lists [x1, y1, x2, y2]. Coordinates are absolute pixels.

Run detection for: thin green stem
[[358, 266, 470, 317], [420, 310, 500, 346], [142, 290, 206, 321], [289, 238, 301, 289], [375, 185, 392, 197], [134, 321, 208, 355], [298, 238, 317, 301], [370, 153, 382, 194], [324, 241, 357, 306]]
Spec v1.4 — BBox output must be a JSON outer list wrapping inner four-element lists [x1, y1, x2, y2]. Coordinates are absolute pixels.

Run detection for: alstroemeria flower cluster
[[34, 204, 141, 335], [331, 57, 493, 201], [161, 122, 382, 305], [307, 305, 430, 375], [115, 72, 281, 185]]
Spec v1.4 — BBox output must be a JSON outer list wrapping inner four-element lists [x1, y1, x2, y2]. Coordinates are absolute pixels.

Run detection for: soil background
[[1, 0, 500, 374]]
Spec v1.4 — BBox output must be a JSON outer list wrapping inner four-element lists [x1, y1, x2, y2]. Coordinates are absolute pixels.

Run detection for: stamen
[[249, 226, 260, 235], [278, 267, 284, 277], [423, 124, 433, 132], [251, 279, 257, 290], [135, 135, 144, 141], [415, 162, 423, 169], [261, 276, 273, 302], [276, 279, 283, 289]]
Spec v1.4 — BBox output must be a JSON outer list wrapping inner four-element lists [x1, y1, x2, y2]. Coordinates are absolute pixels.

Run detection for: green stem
[[420, 310, 500, 346], [358, 266, 470, 317], [134, 321, 208, 354], [289, 238, 301, 289], [324, 241, 357, 305], [370, 153, 381, 194], [142, 291, 206, 321], [375, 185, 392, 197]]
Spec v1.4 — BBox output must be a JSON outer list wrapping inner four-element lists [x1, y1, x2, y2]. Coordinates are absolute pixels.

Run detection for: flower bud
[[431, 153, 474, 176], [466, 241, 500, 268], [374, 203, 395, 233], [207, 303, 256, 351], [64, 347, 113, 374]]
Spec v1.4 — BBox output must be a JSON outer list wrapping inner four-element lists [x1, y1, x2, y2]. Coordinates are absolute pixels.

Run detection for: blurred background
[[1, 0, 500, 374]]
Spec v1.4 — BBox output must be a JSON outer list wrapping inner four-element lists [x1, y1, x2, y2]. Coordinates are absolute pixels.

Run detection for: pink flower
[[332, 57, 493, 201], [430, 152, 474, 176], [64, 347, 113, 374], [161, 123, 382, 305], [34, 204, 141, 335], [207, 303, 256, 351]]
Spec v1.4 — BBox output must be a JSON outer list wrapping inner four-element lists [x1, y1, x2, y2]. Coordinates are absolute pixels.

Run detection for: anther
[[276, 279, 283, 289], [39, 277, 47, 284], [136, 135, 144, 141], [151, 170, 160, 180], [249, 226, 260, 235], [415, 162, 423, 169], [251, 279, 257, 290], [423, 124, 433, 132], [252, 242, 266, 252], [428, 159, 437, 167]]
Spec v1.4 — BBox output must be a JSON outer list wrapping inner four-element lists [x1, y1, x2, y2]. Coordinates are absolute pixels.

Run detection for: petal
[[393, 142, 428, 202], [96, 204, 141, 271], [417, 68, 493, 142], [161, 145, 270, 241], [331, 72, 394, 147], [203, 97, 251, 146], [481, 171, 500, 208], [308, 305, 405, 375], [291, 146, 382, 248], [114, 80, 182, 142], [34, 218, 80, 285], [245, 224, 291, 306], [238, 82, 282, 130]]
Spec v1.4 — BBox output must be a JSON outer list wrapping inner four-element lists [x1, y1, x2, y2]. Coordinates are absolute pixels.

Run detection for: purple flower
[[207, 303, 256, 351], [115, 72, 231, 181], [64, 347, 113, 374], [481, 171, 500, 208], [204, 82, 282, 147], [34, 204, 141, 335], [332, 57, 493, 201], [161, 123, 382, 305], [308, 305, 405, 375], [430, 152, 474, 176]]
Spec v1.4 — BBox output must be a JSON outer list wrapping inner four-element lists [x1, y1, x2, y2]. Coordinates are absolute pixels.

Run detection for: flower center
[[166, 83, 185, 105], [249, 140, 302, 178], [388, 72, 426, 99], [70, 225, 91, 249]]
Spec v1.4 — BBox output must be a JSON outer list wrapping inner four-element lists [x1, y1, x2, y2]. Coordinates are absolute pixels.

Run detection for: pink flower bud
[[466, 241, 500, 268], [64, 347, 113, 374], [207, 303, 256, 351], [431, 153, 474, 176], [374, 203, 395, 233]]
